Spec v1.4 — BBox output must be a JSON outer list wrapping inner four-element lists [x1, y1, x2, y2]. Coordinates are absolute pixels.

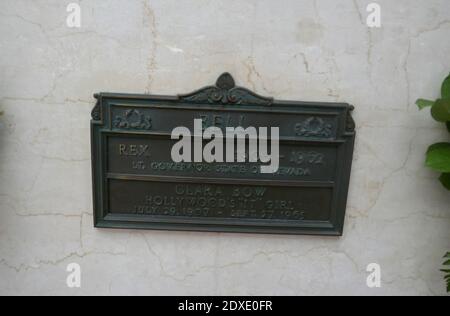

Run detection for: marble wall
[[0, 0, 449, 295]]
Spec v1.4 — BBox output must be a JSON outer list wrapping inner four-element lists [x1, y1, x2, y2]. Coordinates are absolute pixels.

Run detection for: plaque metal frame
[[91, 73, 355, 236]]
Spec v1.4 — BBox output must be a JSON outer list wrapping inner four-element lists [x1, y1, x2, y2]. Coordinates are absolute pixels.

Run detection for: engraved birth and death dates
[[91, 73, 356, 235]]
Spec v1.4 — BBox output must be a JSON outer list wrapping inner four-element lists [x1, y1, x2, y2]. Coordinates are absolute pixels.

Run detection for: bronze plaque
[[91, 73, 356, 235]]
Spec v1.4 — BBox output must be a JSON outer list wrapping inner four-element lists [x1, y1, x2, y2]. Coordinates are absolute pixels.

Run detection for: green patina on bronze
[[91, 73, 356, 236]]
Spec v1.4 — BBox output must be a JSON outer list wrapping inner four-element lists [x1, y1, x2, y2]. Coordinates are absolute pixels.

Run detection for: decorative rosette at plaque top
[[113, 109, 152, 130], [295, 117, 333, 138], [179, 73, 274, 106]]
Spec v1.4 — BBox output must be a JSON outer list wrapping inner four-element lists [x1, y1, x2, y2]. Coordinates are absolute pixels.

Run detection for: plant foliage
[[416, 73, 450, 293], [416, 73, 450, 190]]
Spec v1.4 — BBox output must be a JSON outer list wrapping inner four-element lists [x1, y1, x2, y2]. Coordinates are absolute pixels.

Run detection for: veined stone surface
[[0, 0, 449, 295]]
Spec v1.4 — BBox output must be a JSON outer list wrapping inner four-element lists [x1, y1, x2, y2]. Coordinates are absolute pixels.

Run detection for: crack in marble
[[244, 57, 270, 93], [352, 0, 373, 80], [141, 233, 195, 282], [291, 52, 311, 74], [327, 87, 340, 100], [79, 215, 84, 251], [355, 128, 418, 218], [357, 123, 444, 130], [39, 155, 90, 163], [412, 20, 450, 39], [142, 0, 158, 93], [405, 20, 450, 110], [55, 30, 126, 48], [13, 212, 91, 218], [23, 156, 45, 195], [0, 250, 126, 274], [0, 97, 92, 105], [404, 40, 412, 109], [140, 240, 361, 283], [0, 13, 47, 36], [0, 13, 64, 103], [383, 274, 437, 296], [0, 209, 123, 275], [0, 139, 89, 167], [244, 57, 259, 92], [379, 212, 450, 223]]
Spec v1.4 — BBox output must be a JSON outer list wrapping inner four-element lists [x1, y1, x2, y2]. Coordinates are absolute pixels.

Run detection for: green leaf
[[445, 260, 450, 266], [442, 73, 450, 99], [441, 269, 450, 273], [440, 173, 450, 190], [446, 121, 450, 133], [431, 99, 450, 122], [416, 99, 435, 110], [445, 252, 450, 259], [426, 143, 450, 172]]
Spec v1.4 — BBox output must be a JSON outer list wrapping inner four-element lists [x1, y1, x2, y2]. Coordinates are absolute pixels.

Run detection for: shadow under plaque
[[90, 73, 356, 236]]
